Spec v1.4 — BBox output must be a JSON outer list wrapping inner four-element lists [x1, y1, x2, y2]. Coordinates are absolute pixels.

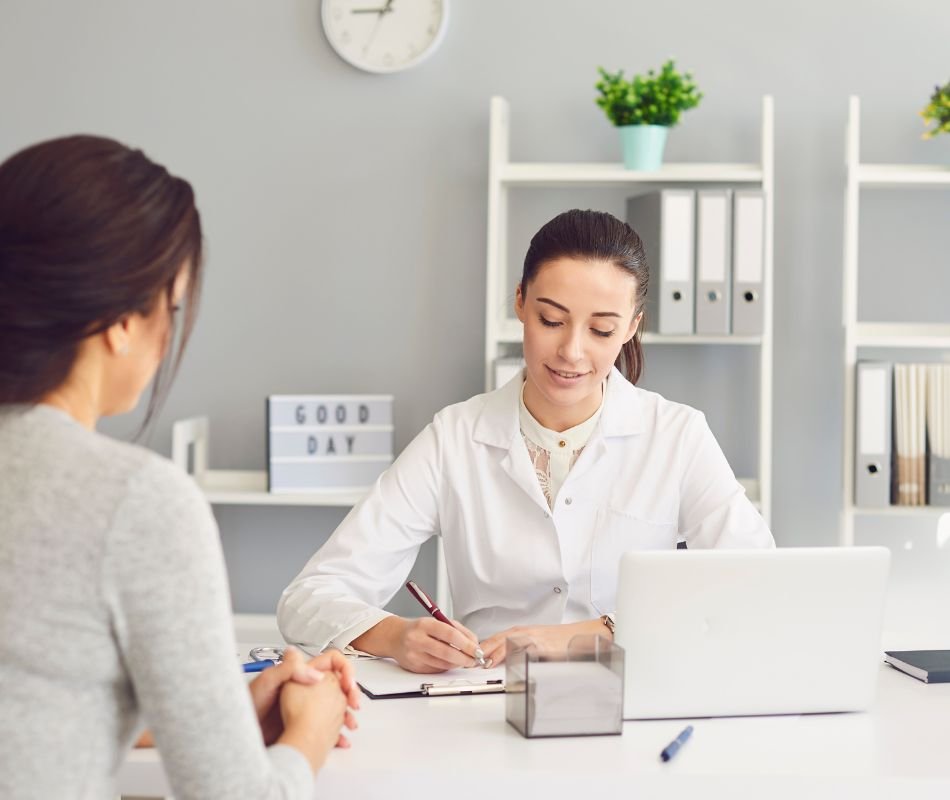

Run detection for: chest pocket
[[589, 506, 677, 614]]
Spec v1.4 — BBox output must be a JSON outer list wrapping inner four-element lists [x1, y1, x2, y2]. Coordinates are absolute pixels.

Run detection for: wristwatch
[[601, 613, 616, 635]]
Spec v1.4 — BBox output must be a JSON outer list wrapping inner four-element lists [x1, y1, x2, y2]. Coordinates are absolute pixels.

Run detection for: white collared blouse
[[277, 368, 774, 653], [519, 380, 604, 509]]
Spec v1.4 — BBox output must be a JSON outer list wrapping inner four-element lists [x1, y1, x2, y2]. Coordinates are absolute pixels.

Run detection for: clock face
[[321, 0, 448, 74]]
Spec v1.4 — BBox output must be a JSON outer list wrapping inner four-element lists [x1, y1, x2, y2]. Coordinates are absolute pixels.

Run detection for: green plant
[[921, 80, 950, 139], [595, 60, 702, 127]]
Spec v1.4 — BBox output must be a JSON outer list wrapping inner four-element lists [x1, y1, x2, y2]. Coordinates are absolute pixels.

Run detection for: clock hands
[[359, 0, 394, 55], [351, 0, 394, 15]]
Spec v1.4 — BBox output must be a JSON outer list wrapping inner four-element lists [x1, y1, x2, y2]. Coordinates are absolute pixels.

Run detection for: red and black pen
[[405, 580, 488, 667]]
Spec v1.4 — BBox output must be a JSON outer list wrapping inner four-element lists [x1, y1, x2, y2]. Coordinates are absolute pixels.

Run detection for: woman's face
[[103, 266, 189, 416], [515, 257, 640, 429]]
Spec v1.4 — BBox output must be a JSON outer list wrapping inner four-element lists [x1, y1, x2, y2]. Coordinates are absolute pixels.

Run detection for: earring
[[118, 343, 129, 356]]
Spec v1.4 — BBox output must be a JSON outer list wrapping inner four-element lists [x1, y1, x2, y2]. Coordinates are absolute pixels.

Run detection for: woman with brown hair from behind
[[0, 135, 359, 800]]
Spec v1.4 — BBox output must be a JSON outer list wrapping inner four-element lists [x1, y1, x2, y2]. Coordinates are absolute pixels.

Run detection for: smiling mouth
[[547, 366, 588, 379]]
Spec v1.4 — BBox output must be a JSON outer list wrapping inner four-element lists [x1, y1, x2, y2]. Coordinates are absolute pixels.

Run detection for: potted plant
[[920, 79, 950, 139], [595, 60, 702, 170]]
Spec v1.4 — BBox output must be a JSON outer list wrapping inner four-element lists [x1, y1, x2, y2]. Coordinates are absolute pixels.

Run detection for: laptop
[[614, 547, 890, 719]]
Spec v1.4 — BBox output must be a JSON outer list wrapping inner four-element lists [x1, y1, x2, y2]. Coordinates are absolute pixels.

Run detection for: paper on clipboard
[[356, 657, 506, 699]]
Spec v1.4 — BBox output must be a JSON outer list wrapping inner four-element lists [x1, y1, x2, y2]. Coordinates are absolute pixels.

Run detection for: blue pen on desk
[[242, 646, 285, 674], [660, 725, 693, 762], [242, 659, 278, 673]]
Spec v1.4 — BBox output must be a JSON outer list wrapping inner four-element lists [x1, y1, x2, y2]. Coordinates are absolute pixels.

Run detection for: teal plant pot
[[619, 124, 669, 170]]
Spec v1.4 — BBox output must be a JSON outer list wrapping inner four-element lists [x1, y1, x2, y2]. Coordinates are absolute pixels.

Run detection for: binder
[[854, 361, 892, 508], [626, 190, 695, 334], [356, 657, 506, 699], [884, 650, 950, 683], [893, 364, 927, 506], [926, 364, 950, 507], [695, 190, 732, 335], [731, 190, 766, 336]]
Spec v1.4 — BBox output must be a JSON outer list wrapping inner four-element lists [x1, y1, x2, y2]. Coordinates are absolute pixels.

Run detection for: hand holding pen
[[396, 580, 489, 672]]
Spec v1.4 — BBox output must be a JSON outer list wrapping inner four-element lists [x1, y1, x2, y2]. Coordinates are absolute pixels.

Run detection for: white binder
[[893, 363, 927, 506], [626, 190, 695, 335], [731, 190, 766, 335], [695, 190, 732, 335], [854, 361, 892, 508]]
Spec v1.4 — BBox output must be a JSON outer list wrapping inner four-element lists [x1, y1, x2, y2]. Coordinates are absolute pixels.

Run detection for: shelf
[[486, 96, 775, 526], [852, 323, 950, 349], [849, 505, 950, 518], [196, 469, 761, 513], [642, 333, 762, 346], [856, 164, 950, 188], [739, 478, 761, 512], [841, 97, 950, 546], [495, 318, 761, 346], [195, 469, 367, 507], [498, 162, 764, 187], [172, 418, 370, 508]]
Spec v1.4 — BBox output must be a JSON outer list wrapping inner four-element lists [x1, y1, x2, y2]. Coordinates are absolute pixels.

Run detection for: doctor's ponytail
[[520, 209, 649, 384]]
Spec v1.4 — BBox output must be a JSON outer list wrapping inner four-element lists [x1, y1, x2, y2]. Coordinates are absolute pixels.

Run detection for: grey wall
[[2, 0, 949, 615]]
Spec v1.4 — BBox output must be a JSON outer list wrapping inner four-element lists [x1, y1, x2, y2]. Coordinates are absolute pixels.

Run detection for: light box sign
[[267, 395, 394, 493]]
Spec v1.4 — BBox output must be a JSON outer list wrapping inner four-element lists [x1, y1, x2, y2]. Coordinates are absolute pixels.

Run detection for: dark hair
[[520, 209, 649, 384], [0, 135, 203, 424]]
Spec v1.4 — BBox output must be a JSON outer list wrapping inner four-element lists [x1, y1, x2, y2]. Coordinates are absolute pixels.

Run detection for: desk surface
[[119, 655, 950, 800]]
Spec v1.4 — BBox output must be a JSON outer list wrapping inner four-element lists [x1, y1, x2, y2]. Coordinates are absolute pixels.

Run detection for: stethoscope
[[242, 646, 285, 673]]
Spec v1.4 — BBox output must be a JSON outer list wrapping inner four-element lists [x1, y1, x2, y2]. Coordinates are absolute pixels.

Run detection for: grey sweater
[[0, 404, 313, 799]]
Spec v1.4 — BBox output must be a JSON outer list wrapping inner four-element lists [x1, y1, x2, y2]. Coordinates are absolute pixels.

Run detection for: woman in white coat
[[278, 209, 774, 673]]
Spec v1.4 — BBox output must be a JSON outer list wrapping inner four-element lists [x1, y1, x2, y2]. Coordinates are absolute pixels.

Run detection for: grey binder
[[695, 190, 732, 335], [929, 456, 950, 507], [926, 364, 950, 506], [626, 190, 695, 335], [731, 190, 766, 336], [855, 361, 892, 508]]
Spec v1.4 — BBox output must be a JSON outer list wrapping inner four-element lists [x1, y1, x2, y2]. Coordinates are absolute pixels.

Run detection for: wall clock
[[321, 0, 449, 74]]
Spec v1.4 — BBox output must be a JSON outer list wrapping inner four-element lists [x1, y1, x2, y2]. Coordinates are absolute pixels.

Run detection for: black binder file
[[883, 650, 950, 683]]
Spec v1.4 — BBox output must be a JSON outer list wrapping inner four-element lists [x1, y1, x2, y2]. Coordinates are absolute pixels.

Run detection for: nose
[[556, 324, 584, 364]]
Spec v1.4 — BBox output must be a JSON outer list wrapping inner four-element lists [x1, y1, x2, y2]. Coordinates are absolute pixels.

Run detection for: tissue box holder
[[505, 634, 624, 738]]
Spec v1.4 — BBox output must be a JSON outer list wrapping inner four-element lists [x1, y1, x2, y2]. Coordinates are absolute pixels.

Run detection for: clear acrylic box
[[505, 634, 624, 738]]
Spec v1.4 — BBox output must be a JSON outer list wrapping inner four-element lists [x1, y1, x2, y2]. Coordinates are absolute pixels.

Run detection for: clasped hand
[[250, 646, 360, 749]]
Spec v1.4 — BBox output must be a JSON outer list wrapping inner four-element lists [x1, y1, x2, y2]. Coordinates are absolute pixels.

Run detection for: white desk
[[119, 655, 950, 800], [122, 546, 950, 800]]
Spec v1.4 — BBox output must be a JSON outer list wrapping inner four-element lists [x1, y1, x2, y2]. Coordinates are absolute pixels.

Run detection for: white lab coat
[[277, 368, 774, 651]]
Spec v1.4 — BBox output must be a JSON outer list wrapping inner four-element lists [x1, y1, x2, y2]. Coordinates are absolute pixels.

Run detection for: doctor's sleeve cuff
[[327, 609, 394, 653]]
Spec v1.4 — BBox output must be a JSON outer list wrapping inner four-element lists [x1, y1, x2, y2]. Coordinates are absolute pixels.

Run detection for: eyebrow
[[536, 297, 622, 319]]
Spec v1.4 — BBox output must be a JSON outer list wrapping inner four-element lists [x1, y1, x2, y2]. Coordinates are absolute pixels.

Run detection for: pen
[[660, 724, 693, 762], [405, 580, 488, 667], [242, 660, 278, 673]]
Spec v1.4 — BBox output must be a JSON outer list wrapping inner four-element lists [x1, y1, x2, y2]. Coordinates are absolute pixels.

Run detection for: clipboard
[[356, 656, 506, 699]]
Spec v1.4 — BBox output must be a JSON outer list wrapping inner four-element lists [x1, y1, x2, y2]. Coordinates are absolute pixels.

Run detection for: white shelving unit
[[171, 416, 452, 610], [840, 96, 950, 545], [172, 417, 364, 507], [485, 96, 775, 523]]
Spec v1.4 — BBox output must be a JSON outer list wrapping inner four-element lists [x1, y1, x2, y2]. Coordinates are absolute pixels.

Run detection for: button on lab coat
[[277, 368, 774, 652]]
